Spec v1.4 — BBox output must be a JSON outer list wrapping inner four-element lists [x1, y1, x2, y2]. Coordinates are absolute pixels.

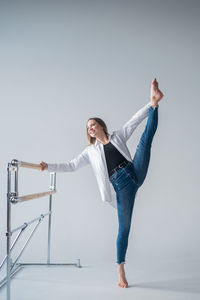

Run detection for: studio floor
[[0, 259, 200, 300]]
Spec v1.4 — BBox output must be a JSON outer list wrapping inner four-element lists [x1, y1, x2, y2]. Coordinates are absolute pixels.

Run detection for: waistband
[[109, 161, 130, 177]]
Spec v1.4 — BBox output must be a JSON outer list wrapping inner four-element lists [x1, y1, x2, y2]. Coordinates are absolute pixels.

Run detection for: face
[[87, 119, 103, 138]]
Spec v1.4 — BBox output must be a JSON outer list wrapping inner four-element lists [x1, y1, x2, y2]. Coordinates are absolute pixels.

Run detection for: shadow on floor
[[129, 277, 200, 294]]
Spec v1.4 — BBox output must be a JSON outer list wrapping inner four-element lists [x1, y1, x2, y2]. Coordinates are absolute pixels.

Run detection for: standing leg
[[115, 177, 138, 288], [116, 185, 137, 264]]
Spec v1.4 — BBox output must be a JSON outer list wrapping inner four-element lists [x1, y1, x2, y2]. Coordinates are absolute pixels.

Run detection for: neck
[[96, 134, 109, 145]]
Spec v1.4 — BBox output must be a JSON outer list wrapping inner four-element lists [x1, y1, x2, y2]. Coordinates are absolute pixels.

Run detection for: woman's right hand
[[40, 161, 48, 171]]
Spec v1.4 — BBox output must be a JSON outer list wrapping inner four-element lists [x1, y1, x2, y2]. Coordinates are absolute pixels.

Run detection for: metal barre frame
[[1, 160, 81, 300], [0, 212, 50, 270]]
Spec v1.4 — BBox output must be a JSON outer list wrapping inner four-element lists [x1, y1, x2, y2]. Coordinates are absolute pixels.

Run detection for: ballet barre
[[10, 190, 56, 203], [11, 159, 42, 170], [0, 159, 81, 300]]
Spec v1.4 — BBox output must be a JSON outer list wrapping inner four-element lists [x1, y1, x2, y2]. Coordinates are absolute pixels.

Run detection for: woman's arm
[[115, 102, 152, 143], [40, 147, 90, 173]]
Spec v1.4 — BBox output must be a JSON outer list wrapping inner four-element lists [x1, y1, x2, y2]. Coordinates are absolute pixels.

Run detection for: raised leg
[[116, 77, 163, 288], [133, 106, 158, 187]]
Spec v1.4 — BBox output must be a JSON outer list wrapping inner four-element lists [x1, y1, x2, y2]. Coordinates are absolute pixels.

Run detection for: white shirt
[[48, 102, 152, 209]]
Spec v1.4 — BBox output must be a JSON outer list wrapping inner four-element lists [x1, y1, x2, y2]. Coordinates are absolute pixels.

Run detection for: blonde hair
[[86, 117, 109, 145]]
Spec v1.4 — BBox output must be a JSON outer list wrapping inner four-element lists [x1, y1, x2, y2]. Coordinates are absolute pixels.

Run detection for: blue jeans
[[109, 106, 158, 264]]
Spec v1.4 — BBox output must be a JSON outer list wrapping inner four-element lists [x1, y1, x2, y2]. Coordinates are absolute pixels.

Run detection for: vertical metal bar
[[14, 166, 18, 197], [47, 173, 56, 264], [6, 164, 11, 300], [47, 194, 52, 264], [77, 259, 81, 268]]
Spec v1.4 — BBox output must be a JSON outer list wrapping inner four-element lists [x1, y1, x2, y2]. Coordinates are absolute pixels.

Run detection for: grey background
[[0, 0, 199, 275]]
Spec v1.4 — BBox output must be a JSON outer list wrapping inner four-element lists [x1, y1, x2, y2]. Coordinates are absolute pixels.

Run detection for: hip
[[109, 161, 138, 193]]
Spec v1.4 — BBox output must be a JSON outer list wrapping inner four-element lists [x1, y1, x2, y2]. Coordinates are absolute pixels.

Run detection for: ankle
[[118, 264, 125, 272], [150, 101, 159, 108]]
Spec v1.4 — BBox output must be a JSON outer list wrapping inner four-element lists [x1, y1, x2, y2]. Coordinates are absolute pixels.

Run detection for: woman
[[40, 78, 164, 288]]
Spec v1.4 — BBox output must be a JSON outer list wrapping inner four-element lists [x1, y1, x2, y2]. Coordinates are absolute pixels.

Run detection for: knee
[[137, 174, 147, 187], [118, 225, 130, 238]]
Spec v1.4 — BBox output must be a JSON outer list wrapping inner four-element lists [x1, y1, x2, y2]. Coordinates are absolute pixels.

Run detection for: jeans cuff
[[150, 104, 159, 110], [116, 261, 125, 265]]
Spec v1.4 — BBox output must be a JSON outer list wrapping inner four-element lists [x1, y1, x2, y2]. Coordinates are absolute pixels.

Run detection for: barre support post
[[6, 164, 11, 300], [47, 173, 56, 264]]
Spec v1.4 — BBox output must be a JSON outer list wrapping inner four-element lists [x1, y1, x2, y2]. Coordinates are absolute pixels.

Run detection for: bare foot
[[150, 77, 164, 107], [118, 263, 128, 288]]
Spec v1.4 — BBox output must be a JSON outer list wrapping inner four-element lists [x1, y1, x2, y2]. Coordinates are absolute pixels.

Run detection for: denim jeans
[[109, 106, 158, 264]]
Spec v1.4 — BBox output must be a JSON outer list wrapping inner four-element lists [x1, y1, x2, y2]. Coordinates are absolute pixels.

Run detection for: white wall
[[0, 0, 199, 268]]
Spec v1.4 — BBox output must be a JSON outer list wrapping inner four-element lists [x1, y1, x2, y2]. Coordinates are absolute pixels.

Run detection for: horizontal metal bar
[[11, 212, 50, 234], [10, 190, 56, 204], [17, 263, 78, 266], [17, 259, 81, 268], [0, 260, 81, 289], [11, 159, 42, 170]]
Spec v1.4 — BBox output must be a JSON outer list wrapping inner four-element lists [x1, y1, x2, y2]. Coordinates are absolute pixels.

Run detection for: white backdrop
[[0, 0, 199, 270]]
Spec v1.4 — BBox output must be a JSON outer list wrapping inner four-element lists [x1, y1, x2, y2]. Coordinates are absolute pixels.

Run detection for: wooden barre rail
[[11, 160, 42, 170], [10, 190, 56, 204], [20, 161, 42, 170]]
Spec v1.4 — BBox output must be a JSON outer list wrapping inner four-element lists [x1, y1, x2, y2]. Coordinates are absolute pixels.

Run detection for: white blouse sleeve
[[47, 147, 90, 173], [115, 102, 152, 142]]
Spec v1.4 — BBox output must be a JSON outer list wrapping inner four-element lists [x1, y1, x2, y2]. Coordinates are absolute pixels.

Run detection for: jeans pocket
[[114, 172, 132, 191], [124, 168, 138, 186], [109, 173, 117, 184]]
